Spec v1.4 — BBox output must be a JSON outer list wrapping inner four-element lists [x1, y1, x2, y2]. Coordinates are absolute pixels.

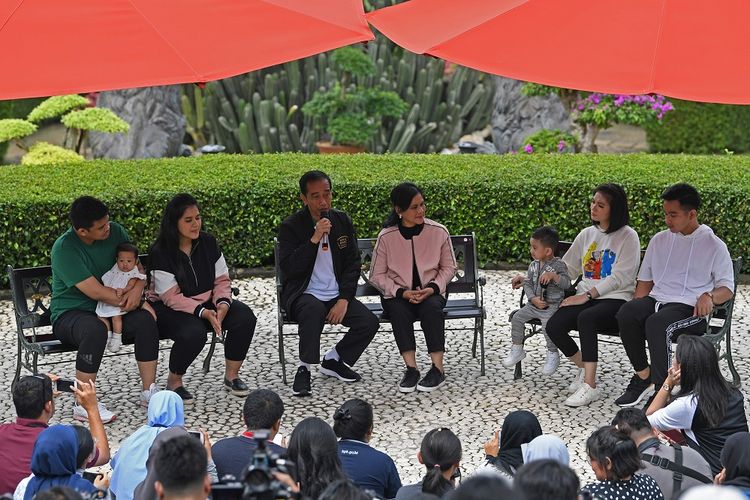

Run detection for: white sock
[[298, 361, 310, 369], [323, 348, 340, 362]]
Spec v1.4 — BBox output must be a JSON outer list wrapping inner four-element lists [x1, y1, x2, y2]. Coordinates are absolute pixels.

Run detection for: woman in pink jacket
[[369, 183, 457, 393]]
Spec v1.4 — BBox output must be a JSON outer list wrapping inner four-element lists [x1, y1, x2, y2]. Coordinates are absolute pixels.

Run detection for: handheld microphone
[[320, 210, 330, 251]]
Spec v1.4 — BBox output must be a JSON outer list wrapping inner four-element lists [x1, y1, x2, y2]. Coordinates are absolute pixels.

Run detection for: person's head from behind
[[70, 196, 110, 241], [499, 410, 543, 451], [530, 226, 559, 262], [31, 425, 80, 478], [590, 183, 629, 233], [418, 428, 462, 497], [586, 426, 641, 481], [662, 183, 701, 234], [287, 417, 344, 499], [13, 374, 54, 420], [611, 408, 654, 443], [522, 435, 570, 466], [675, 334, 730, 427], [155, 193, 201, 251], [384, 182, 425, 228], [243, 389, 284, 437], [720, 432, 750, 485], [72, 425, 95, 470], [153, 435, 209, 500], [147, 390, 185, 428], [514, 459, 579, 500], [333, 398, 373, 443], [299, 170, 332, 220], [317, 479, 372, 500], [115, 242, 139, 273], [445, 475, 517, 500], [33, 487, 84, 500]]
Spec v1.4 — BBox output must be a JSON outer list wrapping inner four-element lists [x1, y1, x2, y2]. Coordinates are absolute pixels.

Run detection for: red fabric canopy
[[1, 0, 373, 100], [367, 0, 750, 104]]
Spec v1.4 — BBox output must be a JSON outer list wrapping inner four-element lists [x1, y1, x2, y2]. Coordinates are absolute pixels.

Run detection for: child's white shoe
[[107, 332, 122, 353], [502, 345, 526, 368], [542, 350, 560, 376]]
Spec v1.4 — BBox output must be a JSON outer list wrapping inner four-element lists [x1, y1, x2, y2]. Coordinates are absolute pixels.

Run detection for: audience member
[[514, 459, 579, 500], [50, 196, 159, 420], [0, 376, 109, 495], [481, 410, 543, 478], [149, 193, 257, 404], [522, 435, 569, 466], [445, 475, 517, 500], [369, 182, 457, 392], [646, 335, 748, 475], [278, 170, 378, 397], [19, 425, 101, 500], [543, 183, 641, 407], [612, 407, 711, 498], [287, 416, 347, 499], [212, 389, 286, 481], [582, 426, 664, 500], [334, 398, 401, 499], [110, 391, 186, 500], [714, 432, 750, 494], [617, 183, 735, 408], [396, 428, 462, 499], [318, 479, 373, 500], [153, 435, 211, 500]]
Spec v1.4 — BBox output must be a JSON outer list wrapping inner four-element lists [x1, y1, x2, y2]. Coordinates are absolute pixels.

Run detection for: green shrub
[[2, 154, 750, 284], [521, 129, 579, 153], [646, 99, 750, 154]]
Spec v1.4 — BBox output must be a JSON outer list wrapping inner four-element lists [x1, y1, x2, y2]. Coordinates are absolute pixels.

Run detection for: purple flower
[[524, 144, 534, 154], [557, 140, 566, 152]]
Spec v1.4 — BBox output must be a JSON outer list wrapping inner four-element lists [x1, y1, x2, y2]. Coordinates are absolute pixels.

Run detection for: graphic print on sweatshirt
[[582, 242, 616, 279]]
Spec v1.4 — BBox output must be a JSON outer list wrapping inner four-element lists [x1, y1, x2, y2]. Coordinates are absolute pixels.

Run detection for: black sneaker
[[417, 364, 446, 392], [399, 366, 420, 393], [292, 366, 312, 397], [170, 386, 194, 406], [320, 358, 361, 383], [223, 377, 249, 397], [615, 374, 653, 407]]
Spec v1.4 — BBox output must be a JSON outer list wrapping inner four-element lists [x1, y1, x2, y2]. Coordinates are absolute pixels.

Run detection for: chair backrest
[[6, 265, 53, 330]]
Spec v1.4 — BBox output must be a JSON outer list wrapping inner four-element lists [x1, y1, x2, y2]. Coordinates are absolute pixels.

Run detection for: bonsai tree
[[303, 46, 407, 150]]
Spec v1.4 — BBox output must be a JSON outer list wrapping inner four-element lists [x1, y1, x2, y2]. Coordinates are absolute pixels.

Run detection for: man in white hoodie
[[615, 183, 734, 408]]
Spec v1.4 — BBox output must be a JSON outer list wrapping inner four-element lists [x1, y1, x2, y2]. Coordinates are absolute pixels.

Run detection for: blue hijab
[[24, 425, 98, 500], [110, 391, 184, 500]]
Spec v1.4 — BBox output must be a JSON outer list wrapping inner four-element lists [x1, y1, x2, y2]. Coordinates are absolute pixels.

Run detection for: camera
[[211, 430, 298, 500]]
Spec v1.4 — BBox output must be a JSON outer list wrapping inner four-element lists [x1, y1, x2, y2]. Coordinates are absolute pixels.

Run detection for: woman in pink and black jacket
[[369, 182, 457, 393], [148, 193, 256, 405]]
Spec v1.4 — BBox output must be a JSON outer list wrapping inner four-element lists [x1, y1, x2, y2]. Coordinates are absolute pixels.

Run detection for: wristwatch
[[703, 291, 714, 301], [585, 291, 593, 301]]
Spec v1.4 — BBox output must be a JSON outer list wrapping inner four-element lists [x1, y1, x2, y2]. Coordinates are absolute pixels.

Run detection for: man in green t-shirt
[[51, 196, 160, 423]]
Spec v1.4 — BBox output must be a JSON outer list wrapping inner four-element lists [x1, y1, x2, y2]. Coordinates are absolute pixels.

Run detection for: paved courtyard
[[1, 270, 748, 485]]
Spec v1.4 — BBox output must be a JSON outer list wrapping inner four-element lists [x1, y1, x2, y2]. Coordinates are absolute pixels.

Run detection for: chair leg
[[725, 329, 742, 388], [471, 323, 478, 358], [12, 341, 23, 391], [479, 316, 485, 376], [202, 333, 217, 374], [279, 323, 287, 385], [32, 352, 39, 375], [514, 360, 523, 380]]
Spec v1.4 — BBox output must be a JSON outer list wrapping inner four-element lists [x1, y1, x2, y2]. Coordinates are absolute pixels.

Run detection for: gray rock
[[491, 77, 570, 153], [88, 86, 186, 159]]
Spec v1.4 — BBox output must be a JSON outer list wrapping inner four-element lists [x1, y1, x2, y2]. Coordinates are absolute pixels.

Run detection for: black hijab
[[491, 410, 543, 474], [722, 432, 750, 491]]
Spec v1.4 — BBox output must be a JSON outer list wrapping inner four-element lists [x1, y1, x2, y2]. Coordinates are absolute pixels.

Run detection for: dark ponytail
[[586, 426, 642, 481], [333, 399, 373, 441], [420, 428, 461, 496], [72, 425, 94, 469], [383, 182, 423, 228]]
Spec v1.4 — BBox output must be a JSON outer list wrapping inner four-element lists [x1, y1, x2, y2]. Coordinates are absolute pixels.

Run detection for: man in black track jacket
[[278, 170, 378, 396]]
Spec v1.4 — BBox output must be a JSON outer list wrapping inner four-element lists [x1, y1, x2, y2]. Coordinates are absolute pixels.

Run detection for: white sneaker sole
[[319, 367, 357, 383], [417, 380, 445, 392], [74, 412, 116, 424], [615, 385, 654, 408], [399, 384, 417, 393]]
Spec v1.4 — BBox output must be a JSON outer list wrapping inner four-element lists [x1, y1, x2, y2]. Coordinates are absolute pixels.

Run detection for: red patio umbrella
[[367, 0, 750, 104], [1, 0, 373, 100]]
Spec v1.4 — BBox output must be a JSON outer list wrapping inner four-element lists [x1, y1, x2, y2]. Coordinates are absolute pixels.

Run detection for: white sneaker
[[568, 367, 585, 393], [542, 350, 560, 376], [502, 345, 526, 368], [73, 402, 117, 424], [564, 382, 603, 407], [140, 383, 159, 407], [107, 332, 122, 353]]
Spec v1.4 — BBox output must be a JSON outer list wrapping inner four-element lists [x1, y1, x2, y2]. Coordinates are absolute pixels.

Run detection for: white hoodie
[[639, 224, 734, 307]]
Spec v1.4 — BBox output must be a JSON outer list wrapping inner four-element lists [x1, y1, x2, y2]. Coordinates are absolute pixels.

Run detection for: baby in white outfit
[[96, 243, 154, 352]]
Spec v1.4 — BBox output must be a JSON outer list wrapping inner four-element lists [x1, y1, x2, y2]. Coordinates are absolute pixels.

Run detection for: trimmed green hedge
[[646, 99, 750, 154], [2, 154, 750, 281]]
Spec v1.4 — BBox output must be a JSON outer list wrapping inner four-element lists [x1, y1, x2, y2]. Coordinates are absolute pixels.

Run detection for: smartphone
[[81, 471, 100, 483], [272, 432, 284, 446], [56, 379, 76, 393], [188, 430, 204, 444]]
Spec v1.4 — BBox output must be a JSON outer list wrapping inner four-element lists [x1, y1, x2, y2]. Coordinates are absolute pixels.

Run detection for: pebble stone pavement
[[1, 270, 748, 486]]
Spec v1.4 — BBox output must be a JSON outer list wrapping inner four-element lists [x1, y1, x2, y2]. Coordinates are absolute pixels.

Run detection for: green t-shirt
[[50, 222, 130, 323]]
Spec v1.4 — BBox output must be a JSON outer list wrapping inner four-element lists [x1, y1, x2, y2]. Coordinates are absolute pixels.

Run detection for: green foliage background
[[2, 154, 749, 282], [646, 99, 750, 154]]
